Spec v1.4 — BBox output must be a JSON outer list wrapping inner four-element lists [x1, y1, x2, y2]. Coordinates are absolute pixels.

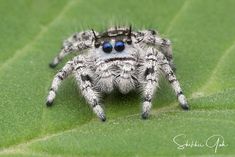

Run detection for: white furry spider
[[46, 26, 189, 121]]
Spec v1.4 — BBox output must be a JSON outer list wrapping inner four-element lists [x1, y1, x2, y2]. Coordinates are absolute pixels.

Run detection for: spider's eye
[[114, 41, 125, 52], [102, 42, 113, 53]]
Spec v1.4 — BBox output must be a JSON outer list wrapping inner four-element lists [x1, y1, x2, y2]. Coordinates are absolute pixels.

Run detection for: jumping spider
[[46, 26, 189, 121]]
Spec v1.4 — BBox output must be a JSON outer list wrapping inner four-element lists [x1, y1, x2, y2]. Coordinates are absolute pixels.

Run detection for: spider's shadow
[[101, 90, 141, 117], [54, 76, 176, 119]]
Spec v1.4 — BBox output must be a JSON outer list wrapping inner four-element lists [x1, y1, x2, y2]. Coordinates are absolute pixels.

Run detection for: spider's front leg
[[139, 30, 176, 71], [141, 48, 160, 119], [49, 30, 96, 68], [46, 60, 74, 106], [157, 51, 189, 110], [73, 58, 106, 121]]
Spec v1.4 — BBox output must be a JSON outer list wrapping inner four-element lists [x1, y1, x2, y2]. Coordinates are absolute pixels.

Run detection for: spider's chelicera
[[46, 26, 189, 121]]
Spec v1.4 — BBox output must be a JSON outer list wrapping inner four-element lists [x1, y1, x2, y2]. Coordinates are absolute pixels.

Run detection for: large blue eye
[[102, 42, 113, 53], [114, 41, 125, 52]]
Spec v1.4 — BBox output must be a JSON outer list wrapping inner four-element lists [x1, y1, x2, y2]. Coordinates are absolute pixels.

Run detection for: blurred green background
[[0, 0, 235, 156]]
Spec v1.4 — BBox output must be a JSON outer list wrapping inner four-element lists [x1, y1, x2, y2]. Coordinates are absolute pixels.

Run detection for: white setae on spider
[[46, 26, 189, 121]]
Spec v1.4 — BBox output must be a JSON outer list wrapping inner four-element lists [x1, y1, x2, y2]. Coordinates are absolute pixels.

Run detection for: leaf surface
[[0, 0, 235, 156]]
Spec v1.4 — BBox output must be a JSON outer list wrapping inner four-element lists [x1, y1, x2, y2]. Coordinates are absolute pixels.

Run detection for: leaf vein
[[164, 0, 191, 34], [191, 39, 235, 98], [0, 0, 77, 73], [0, 120, 90, 155], [0, 0, 79, 151]]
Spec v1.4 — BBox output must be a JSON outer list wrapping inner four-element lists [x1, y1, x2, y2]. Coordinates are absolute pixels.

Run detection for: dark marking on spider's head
[[92, 25, 133, 48]]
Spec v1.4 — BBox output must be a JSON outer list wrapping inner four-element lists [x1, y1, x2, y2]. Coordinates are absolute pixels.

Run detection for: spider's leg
[[138, 30, 176, 71], [73, 58, 106, 122], [46, 59, 75, 106], [141, 48, 160, 119], [157, 50, 189, 110], [158, 38, 176, 71], [49, 30, 96, 68]]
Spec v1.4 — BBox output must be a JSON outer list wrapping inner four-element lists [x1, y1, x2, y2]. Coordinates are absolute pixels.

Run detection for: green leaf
[[0, 0, 235, 156]]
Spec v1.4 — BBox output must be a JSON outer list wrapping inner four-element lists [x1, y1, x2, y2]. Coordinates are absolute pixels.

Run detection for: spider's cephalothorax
[[46, 26, 189, 121]]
